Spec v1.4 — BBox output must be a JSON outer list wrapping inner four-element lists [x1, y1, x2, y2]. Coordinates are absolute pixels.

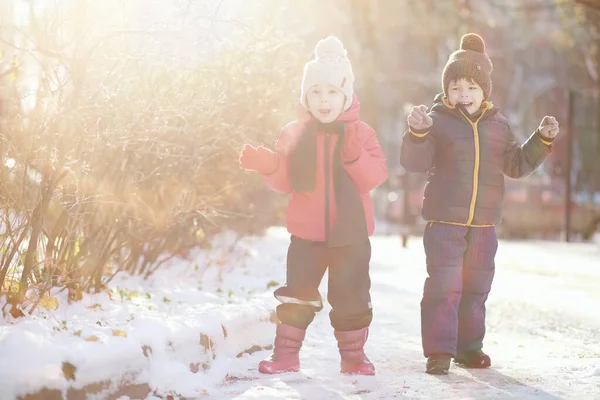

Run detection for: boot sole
[[454, 356, 491, 369], [454, 360, 491, 369], [425, 367, 449, 375], [341, 368, 376, 376], [258, 365, 300, 374]]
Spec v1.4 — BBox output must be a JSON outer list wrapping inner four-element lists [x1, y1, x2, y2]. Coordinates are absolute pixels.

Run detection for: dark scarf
[[289, 120, 368, 247], [289, 120, 344, 192]]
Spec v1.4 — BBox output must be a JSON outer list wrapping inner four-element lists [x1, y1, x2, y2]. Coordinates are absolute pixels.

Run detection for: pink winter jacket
[[260, 97, 388, 242]]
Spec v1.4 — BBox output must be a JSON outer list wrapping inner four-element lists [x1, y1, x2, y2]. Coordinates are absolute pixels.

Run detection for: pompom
[[460, 33, 485, 53], [315, 36, 347, 58]]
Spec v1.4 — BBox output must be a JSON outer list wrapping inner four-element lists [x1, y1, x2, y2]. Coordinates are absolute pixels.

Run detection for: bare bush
[[0, 0, 302, 313]]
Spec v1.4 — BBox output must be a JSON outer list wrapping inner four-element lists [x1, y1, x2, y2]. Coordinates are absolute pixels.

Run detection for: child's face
[[447, 78, 484, 115], [305, 84, 346, 123]]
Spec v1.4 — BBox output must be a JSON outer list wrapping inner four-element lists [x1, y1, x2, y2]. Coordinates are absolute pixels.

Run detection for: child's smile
[[318, 108, 331, 115], [305, 84, 346, 123], [447, 78, 484, 115]]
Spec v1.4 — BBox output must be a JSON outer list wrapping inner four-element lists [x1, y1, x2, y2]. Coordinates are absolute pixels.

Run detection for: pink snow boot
[[334, 327, 376, 375], [258, 324, 306, 374]]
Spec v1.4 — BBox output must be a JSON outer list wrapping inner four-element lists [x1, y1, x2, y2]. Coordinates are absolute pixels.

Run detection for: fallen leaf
[[112, 329, 127, 338], [62, 362, 77, 381], [215, 258, 226, 266], [39, 294, 59, 311], [85, 335, 100, 342]]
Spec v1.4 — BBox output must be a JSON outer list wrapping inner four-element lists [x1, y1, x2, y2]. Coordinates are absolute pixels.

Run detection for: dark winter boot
[[426, 353, 452, 375], [334, 327, 375, 375], [258, 324, 305, 374], [454, 349, 491, 368]]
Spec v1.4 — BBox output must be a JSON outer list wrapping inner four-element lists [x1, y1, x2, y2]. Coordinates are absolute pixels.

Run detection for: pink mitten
[[239, 144, 278, 174]]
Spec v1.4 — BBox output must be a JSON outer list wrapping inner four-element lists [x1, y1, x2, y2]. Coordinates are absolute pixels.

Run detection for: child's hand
[[342, 134, 362, 164], [239, 144, 278, 174], [538, 116, 559, 140], [407, 105, 433, 131]]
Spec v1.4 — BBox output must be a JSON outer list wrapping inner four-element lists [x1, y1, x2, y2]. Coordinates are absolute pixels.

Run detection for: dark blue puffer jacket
[[400, 94, 552, 226]]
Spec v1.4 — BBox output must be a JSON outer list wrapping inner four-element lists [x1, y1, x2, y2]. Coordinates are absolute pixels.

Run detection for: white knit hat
[[300, 36, 355, 111]]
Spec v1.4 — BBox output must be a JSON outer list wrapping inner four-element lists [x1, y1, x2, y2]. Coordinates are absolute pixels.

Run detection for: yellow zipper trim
[[429, 220, 495, 227], [410, 129, 430, 138], [442, 96, 456, 109], [439, 98, 495, 226], [458, 108, 488, 226]]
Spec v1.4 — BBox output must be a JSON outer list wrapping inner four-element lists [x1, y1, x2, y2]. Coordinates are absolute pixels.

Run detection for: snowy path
[[211, 231, 600, 399]]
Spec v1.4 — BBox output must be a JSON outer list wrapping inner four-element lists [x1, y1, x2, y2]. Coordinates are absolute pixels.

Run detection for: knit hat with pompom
[[300, 36, 355, 111], [442, 33, 493, 99]]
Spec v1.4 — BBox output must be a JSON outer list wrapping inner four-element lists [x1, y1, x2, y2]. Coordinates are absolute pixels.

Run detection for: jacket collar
[[431, 93, 497, 122]]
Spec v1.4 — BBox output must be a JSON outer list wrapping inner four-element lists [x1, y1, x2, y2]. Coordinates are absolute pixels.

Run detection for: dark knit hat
[[442, 33, 493, 99]]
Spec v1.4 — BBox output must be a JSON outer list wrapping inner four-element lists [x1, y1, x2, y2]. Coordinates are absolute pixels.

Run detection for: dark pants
[[275, 236, 373, 331], [421, 222, 497, 357]]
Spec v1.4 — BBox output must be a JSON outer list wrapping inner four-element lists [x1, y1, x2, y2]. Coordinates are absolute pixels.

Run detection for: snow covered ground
[[0, 232, 280, 399], [1, 228, 599, 399], [209, 229, 600, 400]]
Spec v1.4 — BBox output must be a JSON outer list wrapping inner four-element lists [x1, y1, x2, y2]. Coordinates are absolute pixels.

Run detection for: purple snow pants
[[421, 222, 498, 357]]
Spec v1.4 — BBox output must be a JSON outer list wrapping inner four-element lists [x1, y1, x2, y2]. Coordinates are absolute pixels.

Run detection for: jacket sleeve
[[399, 125, 436, 173], [342, 123, 389, 193], [259, 126, 295, 194], [503, 127, 552, 179]]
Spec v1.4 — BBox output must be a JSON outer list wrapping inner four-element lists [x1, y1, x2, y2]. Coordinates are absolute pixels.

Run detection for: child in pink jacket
[[239, 36, 388, 375]]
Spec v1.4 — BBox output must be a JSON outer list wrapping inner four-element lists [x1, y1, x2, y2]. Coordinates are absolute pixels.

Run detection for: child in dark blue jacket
[[400, 33, 559, 374]]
